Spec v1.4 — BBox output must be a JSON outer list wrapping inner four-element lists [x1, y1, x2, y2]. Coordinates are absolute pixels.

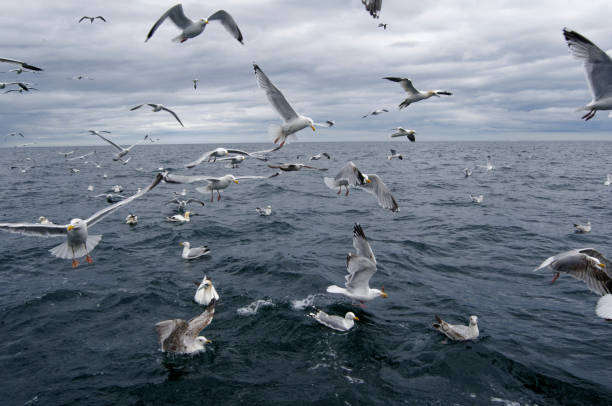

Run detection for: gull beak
[[366, 179, 372, 183], [310, 125, 316, 131], [205, 339, 212, 344], [353, 316, 359, 321], [381, 287, 388, 298], [234, 180, 239, 184], [67, 225, 74, 231], [179, 242, 184, 246], [599, 263, 606, 268]]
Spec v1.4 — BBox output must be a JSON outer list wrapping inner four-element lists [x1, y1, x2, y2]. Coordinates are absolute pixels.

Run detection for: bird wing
[[207, 10, 244, 44], [313, 311, 347, 331], [92, 132, 123, 152], [146, 4, 193, 41], [247, 144, 284, 160], [163, 172, 220, 184], [185, 300, 216, 338], [0, 57, 43, 71], [185, 199, 206, 206], [85, 173, 162, 227], [235, 173, 280, 181], [253, 64, 299, 122], [0, 222, 68, 237], [352, 223, 376, 265], [155, 319, 187, 349], [186, 246, 209, 258], [313, 121, 334, 128], [383, 77, 418, 95], [166, 198, 181, 205], [322, 152, 331, 159], [344, 253, 377, 291], [160, 106, 184, 127], [390, 149, 397, 155], [334, 161, 367, 185], [563, 28, 612, 101], [126, 136, 148, 151], [130, 104, 145, 111], [184, 150, 216, 168], [78, 16, 88, 23], [361, 0, 382, 18], [579, 248, 612, 278], [95, 16, 106, 22], [359, 174, 399, 212]]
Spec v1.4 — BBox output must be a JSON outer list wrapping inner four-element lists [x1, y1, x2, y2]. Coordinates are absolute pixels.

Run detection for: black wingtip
[[435, 315, 442, 324], [353, 223, 366, 240]]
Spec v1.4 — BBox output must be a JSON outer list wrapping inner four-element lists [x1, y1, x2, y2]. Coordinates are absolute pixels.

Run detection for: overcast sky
[[1, 0, 612, 147]]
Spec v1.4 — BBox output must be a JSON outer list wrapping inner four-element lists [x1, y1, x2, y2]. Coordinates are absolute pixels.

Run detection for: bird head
[[364, 174, 372, 184], [586, 255, 605, 270], [179, 241, 190, 248], [196, 336, 212, 344], [346, 312, 359, 321], [469, 316, 478, 326], [200, 18, 209, 25], [184, 211, 191, 219], [67, 218, 84, 231], [305, 117, 315, 131], [428, 90, 439, 97]]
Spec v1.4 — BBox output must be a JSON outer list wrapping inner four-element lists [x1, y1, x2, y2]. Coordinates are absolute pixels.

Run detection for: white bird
[[67, 151, 95, 161], [7, 131, 25, 137], [184, 146, 280, 168], [574, 221, 591, 233], [362, 0, 382, 19], [125, 214, 138, 225], [180, 241, 210, 259], [0, 174, 162, 267], [604, 174, 612, 186], [155, 300, 216, 354], [130, 104, 184, 127], [111, 185, 123, 193], [433, 315, 479, 341], [390, 127, 416, 142], [469, 194, 484, 203], [253, 64, 333, 146], [166, 198, 205, 212], [327, 224, 388, 304], [534, 248, 612, 320], [146, 4, 243, 44], [310, 152, 330, 161], [193, 79, 199, 90], [167, 211, 191, 223], [87, 185, 94, 192], [79, 16, 106, 23], [387, 149, 403, 160], [323, 161, 371, 196], [383, 77, 452, 109], [477, 155, 495, 171], [0, 82, 29, 91], [163, 172, 279, 202], [194, 276, 219, 306], [362, 109, 388, 118], [255, 206, 272, 216], [267, 163, 327, 172], [464, 168, 473, 177], [217, 155, 246, 168], [308, 310, 358, 332], [91, 131, 148, 163], [563, 28, 612, 121], [0, 57, 43, 72], [38, 216, 53, 225]]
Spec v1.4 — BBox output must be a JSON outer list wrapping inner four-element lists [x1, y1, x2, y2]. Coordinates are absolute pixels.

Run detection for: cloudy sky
[[1, 0, 612, 147]]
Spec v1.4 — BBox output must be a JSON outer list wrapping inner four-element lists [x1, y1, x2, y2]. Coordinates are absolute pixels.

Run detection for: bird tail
[[596, 294, 612, 320], [399, 99, 411, 109], [326, 285, 346, 294], [49, 235, 102, 259], [323, 177, 337, 190], [267, 124, 284, 144], [195, 186, 211, 194], [172, 33, 185, 43]]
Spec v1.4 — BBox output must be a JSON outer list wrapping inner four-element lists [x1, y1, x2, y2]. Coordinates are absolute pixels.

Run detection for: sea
[[0, 141, 611, 405]]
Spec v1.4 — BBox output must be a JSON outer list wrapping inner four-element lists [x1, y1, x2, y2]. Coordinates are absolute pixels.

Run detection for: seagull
[[70, 75, 93, 80], [145, 4, 243, 44], [95, 193, 126, 204], [464, 168, 473, 177], [130, 104, 184, 127], [255, 206, 272, 216], [361, 0, 382, 19], [124, 214, 137, 226], [390, 127, 416, 142], [0, 57, 43, 72], [79, 16, 106, 23], [308, 309, 358, 332], [91, 131, 148, 163], [323, 161, 371, 196], [167, 211, 191, 223], [358, 173, 399, 212], [180, 241, 210, 259], [58, 151, 74, 158], [563, 28, 612, 121], [267, 163, 327, 172], [184, 146, 281, 168], [469, 194, 484, 203], [193, 79, 199, 90], [433, 315, 479, 341], [477, 155, 495, 171], [4, 85, 38, 93], [362, 109, 388, 118], [8, 132, 25, 137], [0, 82, 30, 91], [166, 198, 205, 212], [378, 23, 387, 30], [217, 155, 246, 168], [194, 276, 219, 306], [0, 174, 162, 267], [383, 77, 452, 109], [387, 149, 403, 160], [70, 168, 80, 174], [163, 172, 280, 202], [574, 221, 591, 233], [155, 300, 216, 354], [534, 248, 612, 320], [310, 152, 331, 161], [253, 64, 333, 146], [605, 174, 612, 186], [327, 224, 388, 304], [87, 185, 94, 192]]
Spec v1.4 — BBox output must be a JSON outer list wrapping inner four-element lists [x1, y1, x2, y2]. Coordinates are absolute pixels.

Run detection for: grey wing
[[352, 223, 375, 264], [390, 149, 397, 155], [184, 150, 214, 168], [579, 248, 612, 274], [166, 198, 181, 205], [248, 144, 284, 159], [563, 29, 612, 101], [314, 312, 346, 331], [146, 4, 193, 41], [78, 16, 88, 23], [130, 104, 144, 111], [161, 107, 184, 127], [185, 199, 206, 206], [0, 222, 67, 237], [155, 319, 187, 349], [235, 173, 280, 181], [187, 247, 209, 258], [383, 77, 418, 94], [253, 64, 299, 122], [360, 174, 399, 212], [445, 324, 471, 340], [93, 132, 123, 151], [164, 172, 219, 184], [185, 300, 216, 338], [207, 10, 244, 44], [334, 161, 367, 185], [0, 57, 43, 71], [85, 173, 162, 227], [345, 253, 377, 291], [225, 149, 251, 156]]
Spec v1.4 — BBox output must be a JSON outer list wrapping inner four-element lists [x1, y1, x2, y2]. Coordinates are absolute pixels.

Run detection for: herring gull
[[574, 221, 591, 233], [323, 161, 371, 196], [0, 57, 43, 72], [79, 16, 106, 23], [155, 299, 216, 354], [184, 145, 281, 168], [255, 206, 272, 216], [130, 104, 184, 127], [433, 315, 479, 341], [383, 77, 452, 109], [180, 241, 210, 259], [91, 131, 148, 163], [362, 109, 389, 118], [308, 309, 358, 331], [310, 152, 330, 161]]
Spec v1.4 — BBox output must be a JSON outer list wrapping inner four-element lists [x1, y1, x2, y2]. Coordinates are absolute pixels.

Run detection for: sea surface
[[1, 141, 611, 405]]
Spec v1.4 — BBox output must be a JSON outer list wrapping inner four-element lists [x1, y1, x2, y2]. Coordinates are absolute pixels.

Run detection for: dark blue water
[[1, 142, 611, 405]]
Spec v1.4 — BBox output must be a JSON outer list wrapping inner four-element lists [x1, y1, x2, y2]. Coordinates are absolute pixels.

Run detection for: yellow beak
[[206, 339, 212, 344], [599, 263, 606, 268], [366, 179, 372, 183], [382, 292, 388, 298], [67, 225, 74, 231], [310, 125, 316, 131], [353, 316, 359, 321], [179, 242, 184, 246], [233, 180, 239, 184]]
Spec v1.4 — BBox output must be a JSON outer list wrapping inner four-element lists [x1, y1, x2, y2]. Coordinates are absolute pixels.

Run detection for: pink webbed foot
[[551, 272, 560, 284], [72, 259, 79, 268], [337, 188, 341, 195], [86, 255, 93, 264]]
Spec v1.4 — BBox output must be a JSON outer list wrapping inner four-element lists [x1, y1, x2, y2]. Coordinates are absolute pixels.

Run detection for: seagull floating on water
[[605, 174, 612, 186], [469, 194, 484, 203], [433, 315, 479, 341], [383, 77, 452, 109], [574, 221, 591, 233], [308, 309, 358, 332], [180, 241, 210, 259], [255, 206, 272, 216], [155, 299, 216, 354]]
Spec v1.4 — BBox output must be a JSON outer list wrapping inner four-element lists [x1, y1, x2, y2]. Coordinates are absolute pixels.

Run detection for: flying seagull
[[155, 299, 216, 354], [390, 127, 416, 142], [0, 82, 30, 91], [534, 248, 612, 320], [130, 104, 184, 127], [378, 23, 387, 30], [184, 146, 281, 168], [433, 315, 479, 341], [310, 152, 330, 160], [193, 79, 199, 90], [563, 28, 612, 120], [216, 155, 246, 168], [91, 131, 148, 163], [146, 4, 243, 44], [166, 198, 205, 212], [327, 224, 388, 304], [308, 309, 358, 332], [323, 161, 371, 196], [388, 149, 403, 160], [383, 77, 452, 109], [67, 151, 94, 161], [361, 0, 382, 19], [267, 163, 327, 172], [362, 109, 388, 118], [79, 16, 106, 23], [253, 64, 333, 146], [0, 57, 43, 72], [0, 174, 162, 267]]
